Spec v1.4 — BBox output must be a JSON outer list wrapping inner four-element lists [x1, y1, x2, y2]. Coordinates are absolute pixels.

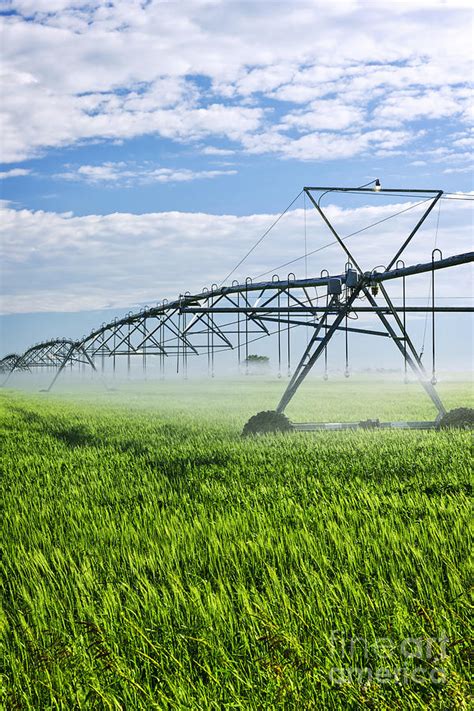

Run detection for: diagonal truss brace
[[276, 287, 363, 413]]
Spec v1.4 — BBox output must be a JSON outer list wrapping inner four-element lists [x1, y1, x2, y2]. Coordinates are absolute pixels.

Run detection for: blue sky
[[0, 0, 473, 367]]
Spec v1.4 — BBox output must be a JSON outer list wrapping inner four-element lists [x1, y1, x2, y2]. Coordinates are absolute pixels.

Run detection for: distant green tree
[[245, 354, 270, 365], [244, 354, 270, 375]]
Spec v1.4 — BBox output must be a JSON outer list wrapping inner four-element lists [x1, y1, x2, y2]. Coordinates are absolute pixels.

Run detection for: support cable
[[254, 197, 433, 281], [219, 189, 303, 286]]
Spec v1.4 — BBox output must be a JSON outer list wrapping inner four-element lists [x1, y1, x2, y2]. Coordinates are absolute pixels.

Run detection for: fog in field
[[4, 352, 473, 426], [3, 290, 472, 425], [4, 310, 472, 386]]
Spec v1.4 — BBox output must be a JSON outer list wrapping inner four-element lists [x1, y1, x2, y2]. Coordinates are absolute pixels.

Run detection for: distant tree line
[[244, 354, 269, 365]]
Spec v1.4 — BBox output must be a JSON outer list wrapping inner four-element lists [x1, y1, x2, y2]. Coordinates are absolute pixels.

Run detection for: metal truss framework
[[2, 185, 473, 429]]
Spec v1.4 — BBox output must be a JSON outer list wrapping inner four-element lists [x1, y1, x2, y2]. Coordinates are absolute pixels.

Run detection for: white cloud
[[0, 2, 472, 162], [376, 87, 472, 127], [0, 67, 264, 162], [201, 146, 236, 156], [242, 127, 415, 161], [452, 133, 474, 150], [1, 197, 472, 314], [0, 168, 31, 178], [57, 161, 237, 185], [145, 167, 237, 183], [281, 100, 365, 132], [443, 166, 473, 174]]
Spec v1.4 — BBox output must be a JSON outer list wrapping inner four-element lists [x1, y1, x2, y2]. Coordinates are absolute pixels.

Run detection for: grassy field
[[0, 378, 472, 709]]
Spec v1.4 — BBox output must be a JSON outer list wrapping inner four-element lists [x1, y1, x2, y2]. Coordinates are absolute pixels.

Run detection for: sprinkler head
[[371, 285, 379, 296], [344, 370, 350, 378], [431, 375, 437, 385], [323, 372, 329, 381]]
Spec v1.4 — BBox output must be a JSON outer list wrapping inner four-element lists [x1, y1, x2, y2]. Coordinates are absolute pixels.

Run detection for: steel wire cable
[[219, 189, 304, 286], [253, 197, 434, 281]]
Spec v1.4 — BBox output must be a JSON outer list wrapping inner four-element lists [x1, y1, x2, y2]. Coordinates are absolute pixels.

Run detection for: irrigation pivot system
[[2, 183, 473, 434]]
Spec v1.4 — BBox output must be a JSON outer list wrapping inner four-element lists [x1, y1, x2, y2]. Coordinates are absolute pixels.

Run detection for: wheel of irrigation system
[[242, 410, 294, 437], [437, 407, 474, 430]]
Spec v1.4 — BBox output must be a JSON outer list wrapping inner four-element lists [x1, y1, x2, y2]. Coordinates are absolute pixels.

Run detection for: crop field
[[0, 378, 472, 709]]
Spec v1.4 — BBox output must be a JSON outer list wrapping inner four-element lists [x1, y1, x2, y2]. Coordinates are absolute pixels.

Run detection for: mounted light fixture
[[317, 178, 382, 206]]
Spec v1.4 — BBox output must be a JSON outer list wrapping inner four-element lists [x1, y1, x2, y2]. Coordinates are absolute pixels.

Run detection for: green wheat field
[[1, 377, 472, 709]]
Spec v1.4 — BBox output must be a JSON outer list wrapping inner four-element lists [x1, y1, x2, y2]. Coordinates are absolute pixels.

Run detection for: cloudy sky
[[0, 0, 473, 365]]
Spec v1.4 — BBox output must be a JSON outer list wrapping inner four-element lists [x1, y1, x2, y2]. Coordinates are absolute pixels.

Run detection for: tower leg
[[363, 287, 446, 419], [276, 288, 363, 413], [44, 344, 106, 393], [45, 345, 75, 392]]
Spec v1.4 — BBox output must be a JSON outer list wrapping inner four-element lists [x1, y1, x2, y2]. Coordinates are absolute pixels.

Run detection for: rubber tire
[[438, 407, 474, 430], [242, 410, 293, 437]]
